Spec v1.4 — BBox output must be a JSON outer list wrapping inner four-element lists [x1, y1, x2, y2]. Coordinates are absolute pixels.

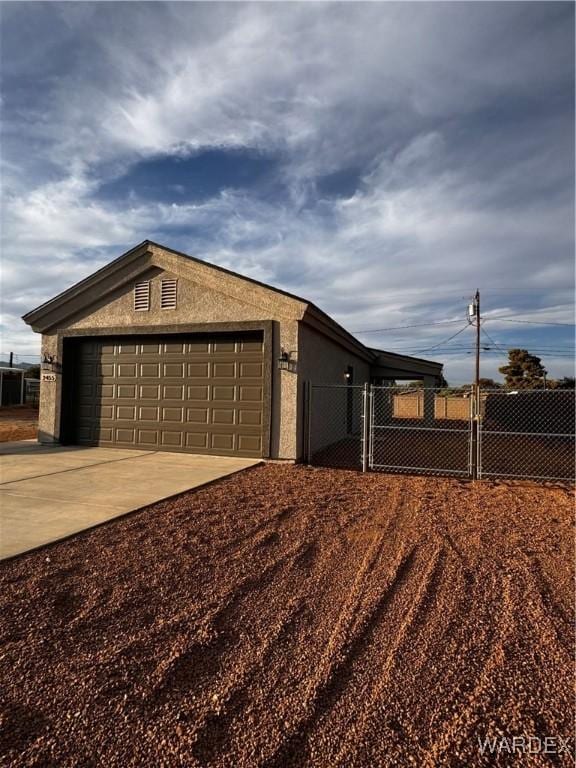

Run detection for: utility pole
[[8, 352, 13, 368], [474, 290, 480, 389], [469, 291, 481, 480]]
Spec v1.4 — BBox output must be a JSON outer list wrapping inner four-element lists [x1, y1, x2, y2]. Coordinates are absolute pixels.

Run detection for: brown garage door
[[72, 333, 265, 457]]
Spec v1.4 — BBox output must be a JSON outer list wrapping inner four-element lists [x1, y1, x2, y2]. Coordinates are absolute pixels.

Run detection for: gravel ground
[[0, 465, 573, 767], [0, 406, 38, 442]]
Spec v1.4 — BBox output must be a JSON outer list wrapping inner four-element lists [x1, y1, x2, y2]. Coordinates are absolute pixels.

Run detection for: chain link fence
[[307, 384, 365, 469], [307, 384, 575, 483], [479, 389, 575, 481]]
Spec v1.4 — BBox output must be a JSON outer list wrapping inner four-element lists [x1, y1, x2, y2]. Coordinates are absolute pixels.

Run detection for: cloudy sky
[[1, 1, 574, 383]]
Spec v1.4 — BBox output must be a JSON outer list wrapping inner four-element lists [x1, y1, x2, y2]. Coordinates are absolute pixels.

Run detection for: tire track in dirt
[[422, 571, 519, 766], [324, 544, 448, 768], [190, 555, 319, 764], [262, 538, 418, 768]]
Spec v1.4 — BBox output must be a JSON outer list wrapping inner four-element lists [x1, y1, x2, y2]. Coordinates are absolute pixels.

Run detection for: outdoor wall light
[[41, 354, 61, 374], [277, 349, 297, 372]]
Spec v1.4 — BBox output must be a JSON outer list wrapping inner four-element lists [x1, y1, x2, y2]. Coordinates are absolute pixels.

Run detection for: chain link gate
[[306, 383, 574, 483], [368, 386, 474, 477]]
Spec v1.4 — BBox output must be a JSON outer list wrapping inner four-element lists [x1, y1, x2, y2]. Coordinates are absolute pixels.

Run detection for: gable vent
[[161, 279, 178, 309], [134, 281, 150, 311]]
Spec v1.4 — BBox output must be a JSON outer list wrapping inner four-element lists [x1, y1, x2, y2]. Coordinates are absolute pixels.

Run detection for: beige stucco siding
[[297, 322, 371, 386], [296, 322, 371, 459]]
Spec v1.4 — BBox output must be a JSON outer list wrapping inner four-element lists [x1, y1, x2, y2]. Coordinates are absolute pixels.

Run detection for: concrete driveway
[[0, 441, 261, 560]]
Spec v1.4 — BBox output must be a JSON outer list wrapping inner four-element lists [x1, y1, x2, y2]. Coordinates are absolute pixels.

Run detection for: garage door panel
[[139, 384, 160, 399], [118, 363, 137, 377], [162, 407, 184, 422], [116, 405, 136, 420], [162, 385, 184, 400], [139, 406, 159, 420], [140, 363, 160, 377], [162, 363, 184, 378], [162, 431, 183, 447], [212, 385, 235, 401], [186, 385, 209, 401], [99, 363, 115, 377], [238, 409, 262, 426], [118, 343, 136, 355], [239, 339, 263, 353], [163, 342, 185, 354], [240, 362, 263, 378], [142, 342, 161, 354], [186, 432, 209, 449], [212, 433, 235, 451], [187, 408, 209, 424], [117, 385, 137, 398], [188, 341, 210, 354], [138, 430, 158, 445], [78, 382, 95, 399], [238, 434, 262, 453], [188, 363, 209, 378], [78, 362, 97, 378], [213, 340, 236, 353], [239, 386, 263, 402], [212, 362, 236, 378], [212, 408, 235, 425], [73, 333, 264, 456], [76, 424, 94, 442]]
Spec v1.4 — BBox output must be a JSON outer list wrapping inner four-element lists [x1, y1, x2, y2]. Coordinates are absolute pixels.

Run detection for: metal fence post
[[469, 385, 478, 480], [368, 384, 374, 470], [306, 382, 313, 465], [361, 382, 369, 472], [476, 394, 483, 480]]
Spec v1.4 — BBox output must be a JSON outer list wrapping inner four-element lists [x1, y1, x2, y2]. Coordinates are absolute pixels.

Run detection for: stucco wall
[[38, 266, 301, 459], [296, 323, 371, 459], [38, 332, 60, 445]]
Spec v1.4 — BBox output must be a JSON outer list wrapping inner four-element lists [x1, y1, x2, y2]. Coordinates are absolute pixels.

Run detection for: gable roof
[[21, 239, 442, 375], [22, 240, 308, 326]]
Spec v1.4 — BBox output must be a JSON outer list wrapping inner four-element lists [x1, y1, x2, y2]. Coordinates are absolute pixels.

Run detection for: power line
[[413, 322, 473, 353], [352, 319, 464, 333], [485, 316, 574, 326], [353, 314, 574, 335], [480, 326, 508, 360]]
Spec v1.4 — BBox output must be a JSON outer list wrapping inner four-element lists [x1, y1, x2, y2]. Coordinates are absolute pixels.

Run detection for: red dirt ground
[[0, 405, 38, 442], [0, 465, 573, 767]]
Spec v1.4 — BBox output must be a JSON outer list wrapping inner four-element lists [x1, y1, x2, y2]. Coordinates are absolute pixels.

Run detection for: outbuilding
[[23, 241, 442, 460]]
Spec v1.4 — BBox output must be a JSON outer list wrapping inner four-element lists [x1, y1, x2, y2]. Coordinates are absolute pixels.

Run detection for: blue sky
[[1, 2, 574, 383]]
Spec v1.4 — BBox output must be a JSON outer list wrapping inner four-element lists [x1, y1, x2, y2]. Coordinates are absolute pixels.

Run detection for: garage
[[23, 240, 442, 460], [65, 332, 266, 457]]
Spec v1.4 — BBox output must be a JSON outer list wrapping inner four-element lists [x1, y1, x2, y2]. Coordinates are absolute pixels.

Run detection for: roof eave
[[22, 240, 152, 327]]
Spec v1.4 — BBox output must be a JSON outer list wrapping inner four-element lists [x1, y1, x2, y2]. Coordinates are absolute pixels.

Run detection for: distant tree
[[499, 349, 547, 389], [548, 376, 575, 390], [25, 365, 40, 379], [478, 378, 501, 389], [405, 374, 449, 389]]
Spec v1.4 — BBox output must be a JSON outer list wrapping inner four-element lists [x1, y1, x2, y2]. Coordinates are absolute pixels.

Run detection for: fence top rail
[[311, 383, 366, 389], [371, 386, 474, 395], [480, 388, 575, 394]]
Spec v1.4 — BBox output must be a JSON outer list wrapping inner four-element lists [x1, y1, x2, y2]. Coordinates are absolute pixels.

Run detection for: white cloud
[[0, 2, 573, 381]]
